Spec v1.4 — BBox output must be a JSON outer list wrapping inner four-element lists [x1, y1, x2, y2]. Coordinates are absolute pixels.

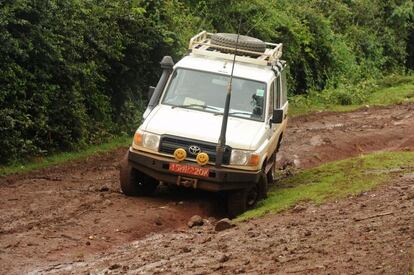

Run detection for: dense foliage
[[0, 0, 413, 164], [0, 0, 174, 162]]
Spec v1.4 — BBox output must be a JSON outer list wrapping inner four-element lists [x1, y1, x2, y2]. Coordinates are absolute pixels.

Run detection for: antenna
[[215, 19, 243, 167]]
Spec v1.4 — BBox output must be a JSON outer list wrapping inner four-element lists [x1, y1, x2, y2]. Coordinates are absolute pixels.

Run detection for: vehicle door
[[267, 71, 288, 157]]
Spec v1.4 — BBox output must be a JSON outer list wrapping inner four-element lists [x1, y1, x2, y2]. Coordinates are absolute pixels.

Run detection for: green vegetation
[[0, 135, 131, 177], [238, 151, 414, 220], [1, 0, 413, 164], [0, 0, 171, 164], [290, 74, 414, 116]]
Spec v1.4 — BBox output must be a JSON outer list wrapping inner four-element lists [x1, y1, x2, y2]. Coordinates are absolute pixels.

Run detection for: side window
[[275, 76, 281, 108], [280, 70, 287, 106], [268, 81, 274, 117]]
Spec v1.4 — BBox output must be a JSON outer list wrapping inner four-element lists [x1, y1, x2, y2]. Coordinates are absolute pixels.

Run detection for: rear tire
[[119, 153, 158, 196], [266, 155, 277, 185], [267, 138, 282, 184]]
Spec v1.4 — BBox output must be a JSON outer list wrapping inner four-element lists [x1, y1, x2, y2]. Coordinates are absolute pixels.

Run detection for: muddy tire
[[211, 33, 266, 53], [119, 154, 158, 196], [266, 154, 277, 185], [227, 189, 247, 218], [267, 137, 283, 184], [227, 174, 267, 218]]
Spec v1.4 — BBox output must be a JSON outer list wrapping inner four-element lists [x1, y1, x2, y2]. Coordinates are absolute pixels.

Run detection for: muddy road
[[281, 104, 414, 168], [1, 104, 414, 274], [0, 151, 222, 274], [33, 172, 414, 275]]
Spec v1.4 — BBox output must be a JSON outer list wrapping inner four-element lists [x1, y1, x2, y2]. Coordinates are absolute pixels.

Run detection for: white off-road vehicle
[[120, 31, 288, 217]]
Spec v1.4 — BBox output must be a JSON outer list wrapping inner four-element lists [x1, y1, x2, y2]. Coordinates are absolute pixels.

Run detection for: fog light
[[174, 148, 187, 161], [196, 152, 209, 166]]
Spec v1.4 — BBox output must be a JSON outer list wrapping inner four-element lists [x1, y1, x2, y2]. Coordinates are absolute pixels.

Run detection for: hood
[[142, 105, 265, 150]]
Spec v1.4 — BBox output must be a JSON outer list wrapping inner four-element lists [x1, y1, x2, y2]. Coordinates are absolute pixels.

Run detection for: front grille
[[159, 135, 232, 165]]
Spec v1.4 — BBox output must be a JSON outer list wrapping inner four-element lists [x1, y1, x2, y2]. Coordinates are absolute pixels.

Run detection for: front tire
[[227, 189, 247, 218], [119, 153, 159, 196], [227, 173, 268, 218]]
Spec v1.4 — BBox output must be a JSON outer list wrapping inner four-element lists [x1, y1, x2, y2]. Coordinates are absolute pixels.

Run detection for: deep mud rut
[[1, 104, 414, 274]]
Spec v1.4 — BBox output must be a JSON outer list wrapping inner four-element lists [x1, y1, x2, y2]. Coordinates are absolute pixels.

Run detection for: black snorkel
[[143, 56, 174, 119]]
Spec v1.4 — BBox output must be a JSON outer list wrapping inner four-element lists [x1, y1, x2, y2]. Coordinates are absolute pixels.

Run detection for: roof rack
[[188, 31, 283, 67]]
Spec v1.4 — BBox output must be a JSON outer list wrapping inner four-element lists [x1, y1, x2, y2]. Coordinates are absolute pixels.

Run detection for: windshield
[[162, 68, 266, 121]]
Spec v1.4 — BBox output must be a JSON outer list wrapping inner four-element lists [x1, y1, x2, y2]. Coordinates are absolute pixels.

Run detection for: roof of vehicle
[[175, 55, 277, 83]]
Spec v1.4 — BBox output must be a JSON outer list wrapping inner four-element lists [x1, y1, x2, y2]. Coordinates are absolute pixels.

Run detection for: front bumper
[[127, 148, 261, 192]]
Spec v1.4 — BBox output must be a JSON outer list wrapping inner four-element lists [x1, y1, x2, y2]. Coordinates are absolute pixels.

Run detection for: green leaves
[[0, 0, 173, 164], [0, 0, 412, 164]]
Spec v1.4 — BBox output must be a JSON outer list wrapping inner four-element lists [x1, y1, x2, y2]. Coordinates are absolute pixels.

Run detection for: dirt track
[[32, 173, 414, 275], [1, 104, 414, 274]]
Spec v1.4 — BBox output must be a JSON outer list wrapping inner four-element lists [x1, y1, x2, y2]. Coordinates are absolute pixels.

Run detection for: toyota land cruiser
[[120, 31, 288, 217]]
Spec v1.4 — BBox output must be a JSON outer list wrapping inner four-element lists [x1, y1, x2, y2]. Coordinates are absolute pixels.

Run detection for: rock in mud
[[304, 230, 312, 237], [406, 191, 414, 200], [310, 135, 323, 146], [103, 199, 113, 206], [293, 159, 301, 168], [279, 158, 294, 170], [280, 157, 301, 170], [99, 186, 110, 192], [200, 236, 212, 244], [292, 204, 307, 213], [188, 215, 204, 228], [218, 254, 230, 263], [181, 247, 191, 253], [108, 263, 121, 270], [155, 217, 163, 226], [207, 216, 217, 224], [214, 218, 234, 232]]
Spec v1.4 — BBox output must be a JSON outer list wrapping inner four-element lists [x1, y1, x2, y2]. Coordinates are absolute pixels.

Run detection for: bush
[[0, 0, 412, 164], [0, 0, 175, 163]]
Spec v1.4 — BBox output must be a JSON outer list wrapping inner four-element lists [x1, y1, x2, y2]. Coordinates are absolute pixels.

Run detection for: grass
[[290, 74, 414, 116], [237, 151, 414, 221], [0, 135, 132, 177]]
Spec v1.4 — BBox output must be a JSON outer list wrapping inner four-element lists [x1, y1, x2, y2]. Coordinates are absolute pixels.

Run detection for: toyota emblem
[[188, 145, 201, 155]]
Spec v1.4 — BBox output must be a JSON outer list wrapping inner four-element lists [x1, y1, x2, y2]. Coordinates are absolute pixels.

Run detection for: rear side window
[[280, 70, 288, 106], [275, 76, 280, 108], [268, 81, 274, 117]]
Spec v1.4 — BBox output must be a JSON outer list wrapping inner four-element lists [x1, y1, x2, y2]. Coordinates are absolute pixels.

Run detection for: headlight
[[133, 130, 160, 151], [230, 149, 260, 166]]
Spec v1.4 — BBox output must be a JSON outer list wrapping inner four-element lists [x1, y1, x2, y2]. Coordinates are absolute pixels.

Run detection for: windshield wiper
[[171, 104, 221, 112]]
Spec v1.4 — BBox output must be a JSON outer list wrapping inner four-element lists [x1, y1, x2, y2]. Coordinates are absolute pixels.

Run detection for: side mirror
[[148, 86, 155, 100], [271, 109, 284, 124]]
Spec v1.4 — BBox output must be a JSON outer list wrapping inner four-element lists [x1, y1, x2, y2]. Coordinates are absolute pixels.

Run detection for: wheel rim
[[246, 186, 258, 207]]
